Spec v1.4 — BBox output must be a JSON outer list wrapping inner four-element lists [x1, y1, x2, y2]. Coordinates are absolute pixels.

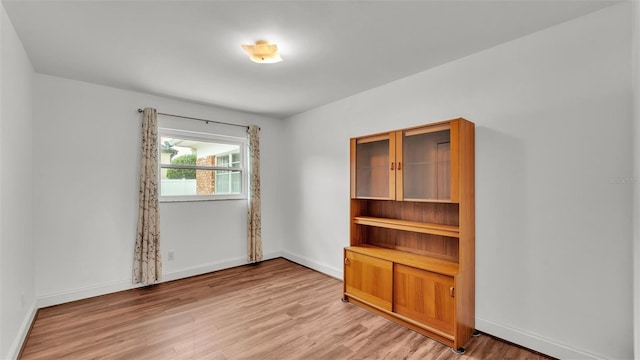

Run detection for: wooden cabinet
[[399, 124, 453, 201], [350, 122, 458, 202], [344, 250, 393, 311], [343, 118, 475, 352], [353, 133, 395, 200], [394, 264, 455, 335]]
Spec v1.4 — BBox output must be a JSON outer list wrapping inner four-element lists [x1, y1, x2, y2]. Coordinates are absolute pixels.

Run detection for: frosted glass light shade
[[241, 40, 283, 63]]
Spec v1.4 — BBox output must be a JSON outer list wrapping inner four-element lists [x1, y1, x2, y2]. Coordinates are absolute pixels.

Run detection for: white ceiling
[[3, 0, 619, 119]]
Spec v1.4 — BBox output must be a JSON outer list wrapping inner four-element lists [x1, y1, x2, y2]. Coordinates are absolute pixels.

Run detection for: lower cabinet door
[[394, 264, 455, 334], [344, 250, 393, 311]]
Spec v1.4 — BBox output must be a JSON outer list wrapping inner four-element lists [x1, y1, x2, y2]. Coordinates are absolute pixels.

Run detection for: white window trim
[[158, 127, 248, 202]]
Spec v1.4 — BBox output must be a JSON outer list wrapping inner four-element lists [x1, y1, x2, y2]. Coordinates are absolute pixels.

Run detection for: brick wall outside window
[[196, 155, 215, 194]]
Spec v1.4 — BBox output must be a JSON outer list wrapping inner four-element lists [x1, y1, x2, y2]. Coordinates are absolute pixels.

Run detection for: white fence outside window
[[161, 179, 197, 196]]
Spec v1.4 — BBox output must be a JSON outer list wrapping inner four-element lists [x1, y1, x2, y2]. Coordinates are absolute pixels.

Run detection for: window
[[214, 152, 242, 194], [158, 128, 247, 201]]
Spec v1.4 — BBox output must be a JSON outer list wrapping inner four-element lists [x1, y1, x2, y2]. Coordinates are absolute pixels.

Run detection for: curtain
[[247, 125, 263, 262], [133, 108, 162, 285]]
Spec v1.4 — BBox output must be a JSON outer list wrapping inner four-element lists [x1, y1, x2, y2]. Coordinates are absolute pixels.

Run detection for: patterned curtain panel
[[247, 125, 263, 262], [133, 108, 162, 285]]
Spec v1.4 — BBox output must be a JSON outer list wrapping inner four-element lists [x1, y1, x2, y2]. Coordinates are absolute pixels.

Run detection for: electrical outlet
[[168, 250, 175, 261]]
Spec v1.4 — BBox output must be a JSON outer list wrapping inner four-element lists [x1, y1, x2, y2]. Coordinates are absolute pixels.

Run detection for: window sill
[[160, 195, 247, 203]]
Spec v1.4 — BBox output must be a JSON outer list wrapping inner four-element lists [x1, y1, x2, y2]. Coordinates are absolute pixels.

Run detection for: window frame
[[213, 151, 242, 194], [158, 127, 248, 202]]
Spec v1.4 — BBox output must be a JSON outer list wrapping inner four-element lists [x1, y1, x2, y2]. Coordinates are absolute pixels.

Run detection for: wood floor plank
[[20, 258, 554, 360]]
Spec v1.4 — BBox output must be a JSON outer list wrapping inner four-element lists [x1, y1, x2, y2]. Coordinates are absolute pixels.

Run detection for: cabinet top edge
[[350, 118, 474, 141]]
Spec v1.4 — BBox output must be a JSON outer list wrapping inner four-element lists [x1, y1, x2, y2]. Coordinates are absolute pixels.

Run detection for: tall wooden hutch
[[343, 118, 475, 353]]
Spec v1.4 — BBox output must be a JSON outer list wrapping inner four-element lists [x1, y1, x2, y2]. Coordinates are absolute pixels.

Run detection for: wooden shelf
[[353, 216, 459, 238], [346, 245, 459, 276]]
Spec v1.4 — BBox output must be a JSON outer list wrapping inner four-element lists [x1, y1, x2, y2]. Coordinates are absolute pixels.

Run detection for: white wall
[[282, 3, 633, 360], [2, 2, 635, 359], [0, 4, 37, 359], [632, 2, 639, 359], [33, 74, 286, 307]]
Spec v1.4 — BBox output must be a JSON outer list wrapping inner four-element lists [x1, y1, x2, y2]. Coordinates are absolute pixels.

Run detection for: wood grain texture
[[350, 138, 356, 198], [363, 200, 459, 226], [455, 118, 476, 348], [358, 200, 460, 261], [350, 199, 366, 247], [394, 130, 404, 201], [449, 119, 461, 203], [394, 264, 455, 335], [353, 216, 459, 238], [21, 259, 552, 360], [389, 131, 397, 200], [346, 245, 459, 276], [344, 250, 393, 311]]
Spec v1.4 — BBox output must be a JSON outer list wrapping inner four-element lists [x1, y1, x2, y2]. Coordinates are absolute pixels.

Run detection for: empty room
[[1, 1, 639, 359]]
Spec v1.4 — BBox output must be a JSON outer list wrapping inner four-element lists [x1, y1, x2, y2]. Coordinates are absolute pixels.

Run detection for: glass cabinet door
[[399, 125, 451, 201], [353, 133, 395, 199]]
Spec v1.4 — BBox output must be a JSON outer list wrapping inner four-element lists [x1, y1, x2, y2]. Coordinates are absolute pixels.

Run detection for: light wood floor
[[20, 258, 553, 360]]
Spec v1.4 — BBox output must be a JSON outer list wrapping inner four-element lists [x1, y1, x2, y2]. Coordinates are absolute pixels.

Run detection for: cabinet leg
[[450, 347, 465, 355], [473, 330, 481, 337], [341, 297, 349, 303]]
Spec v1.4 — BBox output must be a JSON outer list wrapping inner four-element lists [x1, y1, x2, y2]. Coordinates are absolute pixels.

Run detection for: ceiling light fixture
[[241, 40, 283, 64]]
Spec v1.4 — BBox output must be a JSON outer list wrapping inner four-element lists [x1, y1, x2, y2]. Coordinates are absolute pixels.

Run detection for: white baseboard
[[7, 301, 38, 360], [162, 251, 282, 282], [37, 251, 282, 308], [162, 256, 248, 282], [37, 279, 144, 308], [476, 317, 608, 360], [281, 250, 343, 280]]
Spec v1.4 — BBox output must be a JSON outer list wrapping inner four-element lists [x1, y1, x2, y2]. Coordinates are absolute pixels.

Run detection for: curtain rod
[[137, 108, 253, 130]]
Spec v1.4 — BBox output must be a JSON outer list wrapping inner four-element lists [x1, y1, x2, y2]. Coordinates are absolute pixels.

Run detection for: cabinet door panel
[[344, 251, 393, 311], [353, 134, 395, 200], [394, 264, 455, 334], [399, 126, 451, 201]]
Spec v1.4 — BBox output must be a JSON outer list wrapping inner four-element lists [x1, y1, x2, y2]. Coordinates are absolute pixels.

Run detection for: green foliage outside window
[[166, 154, 197, 179]]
